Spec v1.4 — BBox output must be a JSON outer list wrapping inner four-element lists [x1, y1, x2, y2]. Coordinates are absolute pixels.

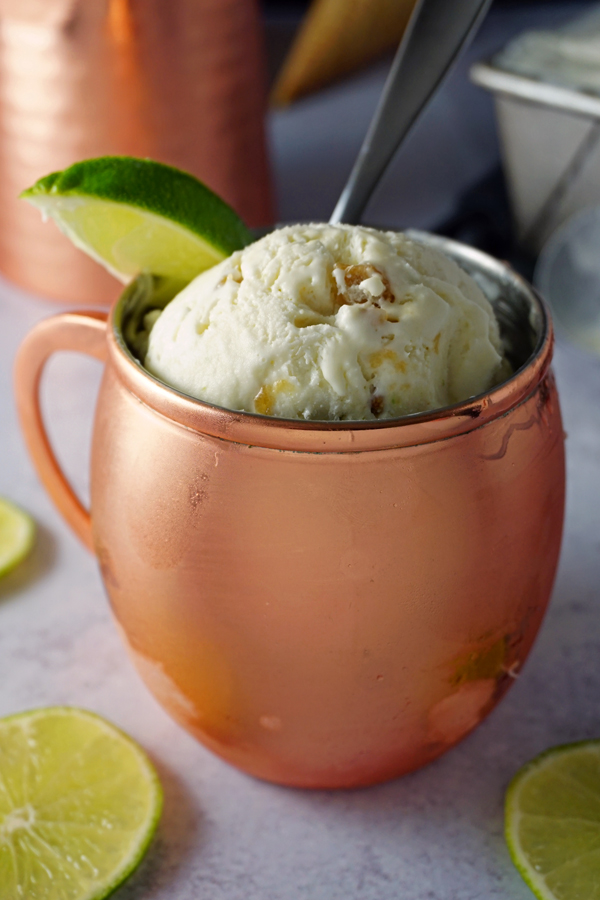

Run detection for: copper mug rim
[[107, 230, 552, 454]]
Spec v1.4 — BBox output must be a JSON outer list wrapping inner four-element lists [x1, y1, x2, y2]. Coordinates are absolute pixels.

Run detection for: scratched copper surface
[[14, 234, 566, 788]]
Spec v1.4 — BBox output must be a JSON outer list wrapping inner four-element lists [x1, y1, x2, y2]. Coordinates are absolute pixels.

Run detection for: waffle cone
[[272, 0, 418, 105]]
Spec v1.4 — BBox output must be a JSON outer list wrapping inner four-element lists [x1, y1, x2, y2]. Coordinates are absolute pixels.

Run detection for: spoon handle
[[330, 0, 493, 226]]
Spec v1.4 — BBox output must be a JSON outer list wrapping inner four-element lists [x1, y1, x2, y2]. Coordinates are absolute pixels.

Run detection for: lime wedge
[[505, 740, 600, 900], [0, 497, 35, 578], [0, 707, 162, 900], [21, 156, 252, 284]]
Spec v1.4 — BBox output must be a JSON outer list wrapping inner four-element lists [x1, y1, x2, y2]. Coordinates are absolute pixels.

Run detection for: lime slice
[[506, 740, 600, 900], [0, 497, 35, 578], [21, 156, 252, 284], [0, 707, 162, 900]]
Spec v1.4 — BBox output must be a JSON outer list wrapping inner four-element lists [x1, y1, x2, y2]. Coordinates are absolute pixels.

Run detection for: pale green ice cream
[[145, 224, 505, 420], [495, 7, 600, 95]]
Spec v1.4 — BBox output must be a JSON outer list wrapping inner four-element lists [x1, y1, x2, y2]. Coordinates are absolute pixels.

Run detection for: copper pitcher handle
[[14, 311, 109, 552]]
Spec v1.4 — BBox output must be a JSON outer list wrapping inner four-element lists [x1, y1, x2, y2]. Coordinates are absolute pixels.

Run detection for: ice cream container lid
[[470, 60, 600, 120]]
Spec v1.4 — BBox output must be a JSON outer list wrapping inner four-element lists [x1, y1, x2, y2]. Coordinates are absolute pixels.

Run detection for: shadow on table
[[265, 735, 522, 895], [115, 759, 202, 899], [0, 522, 57, 602]]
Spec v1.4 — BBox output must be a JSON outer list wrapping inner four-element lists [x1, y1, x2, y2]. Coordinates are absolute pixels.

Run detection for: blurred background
[[263, 0, 600, 284], [2, 0, 600, 310]]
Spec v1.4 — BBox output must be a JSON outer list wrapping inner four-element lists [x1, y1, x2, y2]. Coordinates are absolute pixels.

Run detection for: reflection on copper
[[14, 238, 566, 789], [107, 0, 135, 46], [0, 0, 274, 304], [107, 0, 147, 155]]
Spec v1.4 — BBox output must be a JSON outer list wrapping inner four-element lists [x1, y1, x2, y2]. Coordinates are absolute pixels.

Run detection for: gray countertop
[[2, 4, 600, 898]]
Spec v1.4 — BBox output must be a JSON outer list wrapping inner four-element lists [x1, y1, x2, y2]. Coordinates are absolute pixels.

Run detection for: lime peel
[[21, 156, 253, 285], [506, 739, 600, 900], [0, 706, 163, 900], [0, 497, 35, 578]]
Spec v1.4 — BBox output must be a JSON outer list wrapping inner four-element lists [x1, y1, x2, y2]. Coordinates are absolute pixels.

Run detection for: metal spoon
[[330, 0, 493, 225]]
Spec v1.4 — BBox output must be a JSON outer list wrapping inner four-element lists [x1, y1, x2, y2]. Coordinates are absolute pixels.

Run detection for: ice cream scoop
[[144, 224, 505, 420]]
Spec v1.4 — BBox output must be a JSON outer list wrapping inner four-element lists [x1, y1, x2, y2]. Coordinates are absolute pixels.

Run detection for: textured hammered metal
[[0, 0, 273, 304]]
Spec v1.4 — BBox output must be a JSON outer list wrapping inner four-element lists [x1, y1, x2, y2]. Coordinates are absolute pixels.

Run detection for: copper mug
[[15, 233, 565, 788], [0, 0, 273, 305]]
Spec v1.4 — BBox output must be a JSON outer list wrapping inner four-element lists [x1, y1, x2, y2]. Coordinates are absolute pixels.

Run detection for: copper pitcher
[[14, 233, 565, 789], [0, 0, 273, 305]]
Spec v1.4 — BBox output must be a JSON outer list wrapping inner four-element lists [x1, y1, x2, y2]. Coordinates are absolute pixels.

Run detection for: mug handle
[[14, 311, 109, 553]]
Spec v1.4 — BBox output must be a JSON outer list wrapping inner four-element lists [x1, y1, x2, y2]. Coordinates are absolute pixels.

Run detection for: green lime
[[505, 740, 600, 900], [0, 707, 162, 900], [21, 156, 252, 285], [0, 497, 35, 578]]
